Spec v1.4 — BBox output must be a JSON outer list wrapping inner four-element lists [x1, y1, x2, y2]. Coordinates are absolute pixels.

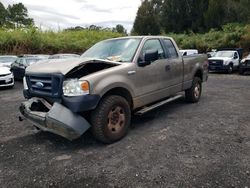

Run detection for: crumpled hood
[[26, 58, 120, 75], [208, 57, 232, 61], [0, 66, 11, 75]]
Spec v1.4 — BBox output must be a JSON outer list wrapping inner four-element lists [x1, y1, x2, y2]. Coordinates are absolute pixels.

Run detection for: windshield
[[0, 57, 17, 63], [26, 58, 41, 65], [81, 38, 141, 62], [49, 54, 80, 59], [215, 51, 234, 58]]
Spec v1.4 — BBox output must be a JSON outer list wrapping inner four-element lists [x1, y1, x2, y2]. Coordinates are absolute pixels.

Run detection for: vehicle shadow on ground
[[131, 97, 188, 129], [3, 97, 190, 151], [0, 86, 14, 90], [208, 71, 239, 75]]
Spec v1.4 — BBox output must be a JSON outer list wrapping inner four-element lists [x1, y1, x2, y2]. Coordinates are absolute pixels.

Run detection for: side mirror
[[138, 50, 158, 67]]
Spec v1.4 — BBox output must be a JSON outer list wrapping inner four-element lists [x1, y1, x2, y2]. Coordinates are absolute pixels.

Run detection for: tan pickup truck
[[19, 36, 208, 143]]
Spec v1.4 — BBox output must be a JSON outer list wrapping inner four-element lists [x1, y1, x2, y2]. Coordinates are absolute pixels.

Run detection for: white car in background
[[180, 49, 198, 56], [0, 66, 14, 88]]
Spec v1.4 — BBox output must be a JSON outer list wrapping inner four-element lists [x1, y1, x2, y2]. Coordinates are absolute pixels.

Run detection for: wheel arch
[[101, 87, 134, 109], [194, 69, 203, 81]]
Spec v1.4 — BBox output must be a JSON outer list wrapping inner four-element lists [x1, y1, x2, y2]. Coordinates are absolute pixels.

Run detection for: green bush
[[168, 23, 250, 53]]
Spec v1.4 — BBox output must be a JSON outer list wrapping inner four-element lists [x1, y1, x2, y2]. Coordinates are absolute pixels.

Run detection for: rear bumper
[[19, 98, 91, 140]]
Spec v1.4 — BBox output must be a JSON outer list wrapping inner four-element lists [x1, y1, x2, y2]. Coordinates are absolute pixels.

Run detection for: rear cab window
[[162, 39, 178, 59]]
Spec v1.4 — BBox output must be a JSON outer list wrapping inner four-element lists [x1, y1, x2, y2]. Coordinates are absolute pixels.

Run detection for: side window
[[163, 39, 178, 59], [19, 59, 25, 66], [142, 39, 165, 59], [234, 52, 238, 59], [15, 59, 22, 65]]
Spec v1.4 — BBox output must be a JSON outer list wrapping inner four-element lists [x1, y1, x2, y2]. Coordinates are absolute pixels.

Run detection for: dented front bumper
[[19, 98, 91, 140]]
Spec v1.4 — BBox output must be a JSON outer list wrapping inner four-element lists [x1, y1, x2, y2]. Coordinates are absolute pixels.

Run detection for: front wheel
[[90, 95, 131, 144], [227, 64, 233, 74], [185, 77, 202, 103]]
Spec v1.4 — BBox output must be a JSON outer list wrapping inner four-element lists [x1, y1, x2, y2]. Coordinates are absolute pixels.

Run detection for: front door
[[135, 38, 177, 105]]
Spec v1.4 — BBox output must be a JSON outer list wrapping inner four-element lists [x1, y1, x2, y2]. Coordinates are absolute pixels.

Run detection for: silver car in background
[[0, 55, 18, 68]]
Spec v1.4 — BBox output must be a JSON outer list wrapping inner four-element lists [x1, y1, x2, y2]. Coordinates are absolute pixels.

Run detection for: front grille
[[0, 80, 6, 85], [246, 60, 250, 66], [209, 60, 223, 66], [26, 74, 63, 98]]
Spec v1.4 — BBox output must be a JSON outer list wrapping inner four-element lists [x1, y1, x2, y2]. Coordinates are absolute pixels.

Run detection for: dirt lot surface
[[0, 73, 250, 188]]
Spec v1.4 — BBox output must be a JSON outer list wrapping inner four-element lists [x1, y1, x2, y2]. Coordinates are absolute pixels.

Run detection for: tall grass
[[0, 28, 123, 55], [0, 23, 249, 55]]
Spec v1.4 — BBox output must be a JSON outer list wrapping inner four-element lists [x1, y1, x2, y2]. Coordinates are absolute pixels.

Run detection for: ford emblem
[[35, 82, 44, 88]]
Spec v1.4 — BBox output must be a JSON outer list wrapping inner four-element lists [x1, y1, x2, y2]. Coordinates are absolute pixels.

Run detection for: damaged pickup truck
[[19, 36, 208, 144]]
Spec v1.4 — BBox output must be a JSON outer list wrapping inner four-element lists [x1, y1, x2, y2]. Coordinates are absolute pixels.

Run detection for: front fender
[[92, 74, 135, 98]]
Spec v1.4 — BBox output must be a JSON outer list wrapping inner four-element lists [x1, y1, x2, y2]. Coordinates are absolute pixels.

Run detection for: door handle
[[165, 65, 171, 71]]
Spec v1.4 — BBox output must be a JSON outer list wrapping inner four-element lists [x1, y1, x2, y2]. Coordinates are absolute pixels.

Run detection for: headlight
[[63, 79, 89, 96], [23, 76, 28, 90], [223, 61, 229, 65]]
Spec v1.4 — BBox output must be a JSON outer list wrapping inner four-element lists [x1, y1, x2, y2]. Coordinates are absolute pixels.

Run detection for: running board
[[135, 95, 183, 115]]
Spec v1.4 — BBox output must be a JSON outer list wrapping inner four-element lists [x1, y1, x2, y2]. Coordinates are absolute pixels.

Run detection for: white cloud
[[1, 0, 141, 32]]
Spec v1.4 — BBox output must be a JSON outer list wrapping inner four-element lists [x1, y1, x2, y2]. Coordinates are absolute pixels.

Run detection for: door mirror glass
[[144, 49, 159, 62]]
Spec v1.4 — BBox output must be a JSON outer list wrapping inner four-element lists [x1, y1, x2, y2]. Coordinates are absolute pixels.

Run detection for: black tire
[[185, 77, 202, 103], [90, 95, 131, 144], [227, 64, 233, 74], [239, 68, 244, 75]]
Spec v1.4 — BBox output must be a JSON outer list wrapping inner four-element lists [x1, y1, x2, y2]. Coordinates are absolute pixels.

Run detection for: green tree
[[204, 0, 225, 29], [238, 0, 250, 23], [0, 2, 7, 26], [161, 0, 199, 33], [7, 3, 34, 27], [114, 24, 127, 34], [132, 0, 161, 35]]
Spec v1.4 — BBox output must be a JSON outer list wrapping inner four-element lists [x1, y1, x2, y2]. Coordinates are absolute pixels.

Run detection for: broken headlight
[[63, 79, 89, 96]]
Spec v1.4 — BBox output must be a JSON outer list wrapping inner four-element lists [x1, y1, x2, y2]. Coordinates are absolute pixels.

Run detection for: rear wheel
[[91, 95, 131, 144], [185, 77, 202, 103]]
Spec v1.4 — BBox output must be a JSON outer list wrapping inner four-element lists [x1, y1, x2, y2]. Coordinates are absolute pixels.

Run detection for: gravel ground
[[0, 73, 250, 188]]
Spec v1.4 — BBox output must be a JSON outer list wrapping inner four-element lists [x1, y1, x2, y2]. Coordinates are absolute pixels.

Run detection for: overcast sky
[[1, 0, 141, 31]]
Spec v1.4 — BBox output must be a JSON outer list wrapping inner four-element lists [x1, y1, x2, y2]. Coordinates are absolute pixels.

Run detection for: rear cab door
[[161, 38, 184, 94]]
